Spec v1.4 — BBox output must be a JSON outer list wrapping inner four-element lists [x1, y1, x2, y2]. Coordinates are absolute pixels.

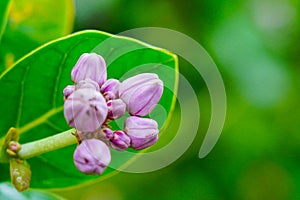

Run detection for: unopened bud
[[119, 73, 163, 116], [107, 99, 126, 120], [64, 88, 108, 132], [110, 130, 130, 151], [102, 127, 114, 139], [71, 53, 107, 86], [63, 85, 75, 100], [124, 116, 159, 150], [101, 79, 120, 100], [76, 78, 100, 91], [73, 139, 111, 175]]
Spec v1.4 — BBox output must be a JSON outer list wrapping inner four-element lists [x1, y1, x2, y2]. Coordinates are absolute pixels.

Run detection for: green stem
[[17, 129, 78, 160]]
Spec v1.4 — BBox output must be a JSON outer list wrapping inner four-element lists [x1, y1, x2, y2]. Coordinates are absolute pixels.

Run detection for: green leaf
[[0, 30, 178, 188], [0, 0, 74, 73], [0, 0, 11, 44], [10, 158, 31, 192], [0, 128, 19, 162], [0, 182, 64, 200]]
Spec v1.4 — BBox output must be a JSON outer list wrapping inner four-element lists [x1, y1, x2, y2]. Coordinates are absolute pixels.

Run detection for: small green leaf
[[0, 128, 19, 163], [0, 0, 74, 72], [0, 182, 64, 200], [4, 128, 19, 144], [0, 30, 178, 188], [10, 158, 31, 192]]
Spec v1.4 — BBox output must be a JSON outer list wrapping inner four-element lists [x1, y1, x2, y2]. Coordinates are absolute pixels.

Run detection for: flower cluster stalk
[[17, 129, 77, 160]]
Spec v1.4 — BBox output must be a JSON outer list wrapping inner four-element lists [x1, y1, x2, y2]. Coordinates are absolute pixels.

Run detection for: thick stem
[[18, 129, 78, 160]]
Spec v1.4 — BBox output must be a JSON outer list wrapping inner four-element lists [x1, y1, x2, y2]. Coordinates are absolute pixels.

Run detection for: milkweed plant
[[0, 1, 178, 195], [0, 51, 170, 192]]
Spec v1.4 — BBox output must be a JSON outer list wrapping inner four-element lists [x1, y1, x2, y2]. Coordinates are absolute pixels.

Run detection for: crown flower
[[110, 130, 131, 151], [71, 53, 107, 85], [75, 78, 100, 91], [64, 88, 108, 132], [73, 139, 111, 175], [63, 53, 164, 175], [119, 73, 164, 116], [101, 78, 120, 100], [124, 116, 159, 150], [107, 99, 127, 120]]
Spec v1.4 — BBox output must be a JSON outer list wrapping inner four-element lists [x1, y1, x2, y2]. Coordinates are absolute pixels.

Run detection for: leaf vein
[[45, 120, 64, 133], [15, 64, 30, 128], [52, 53, 67, 108], [18, 106, 63, 135]]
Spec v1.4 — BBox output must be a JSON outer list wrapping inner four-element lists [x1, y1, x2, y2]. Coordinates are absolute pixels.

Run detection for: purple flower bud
[[102, 91, 115, 101], [119, 73, 163, 116], [63, 85, 75, 100], [110, 130, 131, 151], [71, 53, 107, 86], [73, 139, 111, 175], [124, 116, 159, 150], [8, 141, 21, 153], [107, 99, 126, 120], [101, 79, 120, 100], [76, 78, 100, 91], [102, 127, 114, 139], [64, 88, 108, 132]]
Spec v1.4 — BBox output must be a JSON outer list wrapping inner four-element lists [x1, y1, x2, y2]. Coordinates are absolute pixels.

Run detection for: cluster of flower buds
[[63, 53, 164, 175]]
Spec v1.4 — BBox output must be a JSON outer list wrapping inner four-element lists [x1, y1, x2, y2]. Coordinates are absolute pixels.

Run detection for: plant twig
[[17, 129, 77, 160]]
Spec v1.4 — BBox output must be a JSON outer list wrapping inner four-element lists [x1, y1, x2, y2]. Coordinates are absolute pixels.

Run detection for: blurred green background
[[54, 0, 300, 199], [4, 0, 300, 199]]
